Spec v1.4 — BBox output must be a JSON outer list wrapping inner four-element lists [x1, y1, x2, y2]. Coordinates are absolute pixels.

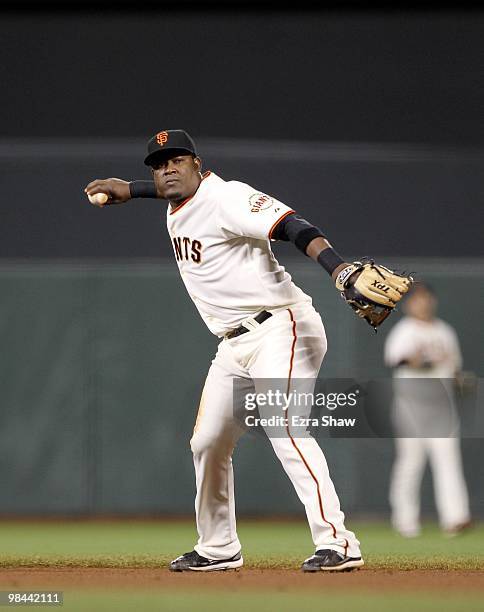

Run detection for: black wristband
[[129, 180, 157, 199], [317, 247, 345, 276]]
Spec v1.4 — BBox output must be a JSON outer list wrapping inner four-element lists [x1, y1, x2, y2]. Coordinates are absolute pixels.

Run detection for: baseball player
[[384, 283, 471, 537], [85, 129, 411, 572]]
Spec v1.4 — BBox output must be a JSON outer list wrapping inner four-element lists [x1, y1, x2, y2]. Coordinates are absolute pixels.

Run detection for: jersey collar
[[169, 171, 212, 215]]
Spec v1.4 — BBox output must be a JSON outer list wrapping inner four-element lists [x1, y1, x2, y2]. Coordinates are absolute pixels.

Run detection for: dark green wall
[[0, 260, 483, 517]]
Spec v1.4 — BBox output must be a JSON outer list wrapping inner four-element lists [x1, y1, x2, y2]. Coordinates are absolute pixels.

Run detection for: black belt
[[225, 310, 272, 339]]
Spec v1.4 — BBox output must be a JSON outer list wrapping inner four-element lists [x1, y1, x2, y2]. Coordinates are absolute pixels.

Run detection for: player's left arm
[[272, 213, 413, 329], [271, 213, 353, 281]]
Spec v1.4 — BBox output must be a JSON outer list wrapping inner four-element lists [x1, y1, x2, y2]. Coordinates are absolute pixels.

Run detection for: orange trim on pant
[[286, 308, 349, 554]]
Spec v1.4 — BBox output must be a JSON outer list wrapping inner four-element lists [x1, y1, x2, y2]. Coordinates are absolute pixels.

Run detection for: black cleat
[[169, 550, 243, 572], [302, 549, 364, 572]]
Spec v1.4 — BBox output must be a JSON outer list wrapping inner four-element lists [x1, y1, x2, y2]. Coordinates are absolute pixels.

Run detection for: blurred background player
[[384, 283, 471, 538]]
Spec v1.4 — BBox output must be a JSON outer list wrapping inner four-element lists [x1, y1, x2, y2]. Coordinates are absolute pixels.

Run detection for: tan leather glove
[[335, 261, 413, 330]]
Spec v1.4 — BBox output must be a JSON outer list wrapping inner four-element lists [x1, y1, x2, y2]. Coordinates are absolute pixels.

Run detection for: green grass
[[60, 591, 484, 612], [0, 520, 482, 570], [0, 521, 482, 611]]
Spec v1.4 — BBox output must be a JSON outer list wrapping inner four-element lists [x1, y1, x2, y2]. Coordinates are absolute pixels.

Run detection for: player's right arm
[[84, 178, 157, 206]]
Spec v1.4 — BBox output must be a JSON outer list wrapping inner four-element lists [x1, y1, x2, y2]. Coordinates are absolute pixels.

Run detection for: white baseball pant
[[389, 436, 470, 534], [190, 301, 361, 560]]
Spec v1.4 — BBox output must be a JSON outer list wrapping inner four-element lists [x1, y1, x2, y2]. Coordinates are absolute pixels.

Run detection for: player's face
[[150, 154, 202, 204], [404, 288, 437, 321]]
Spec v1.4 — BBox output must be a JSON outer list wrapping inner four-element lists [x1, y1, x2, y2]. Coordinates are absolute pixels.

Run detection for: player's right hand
[[84, 178, 131, 206]]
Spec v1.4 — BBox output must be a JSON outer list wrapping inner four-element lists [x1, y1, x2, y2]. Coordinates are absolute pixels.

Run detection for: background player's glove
[[335, 260, 413, 330]]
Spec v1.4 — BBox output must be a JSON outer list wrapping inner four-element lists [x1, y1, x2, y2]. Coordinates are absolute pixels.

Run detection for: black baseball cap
[[144, 129, 197, 166]]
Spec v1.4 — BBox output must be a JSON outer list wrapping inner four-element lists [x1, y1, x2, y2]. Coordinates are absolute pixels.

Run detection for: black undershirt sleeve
[[272, 212, 345, 275], [129, 180, 158, 199], [271, 213, 326, 254]]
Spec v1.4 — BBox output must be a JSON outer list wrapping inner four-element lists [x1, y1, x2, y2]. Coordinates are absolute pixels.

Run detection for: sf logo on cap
[[156, 131, 168, 146]]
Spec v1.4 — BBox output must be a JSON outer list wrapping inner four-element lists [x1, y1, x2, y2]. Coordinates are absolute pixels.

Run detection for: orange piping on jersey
[[169, 171, 212, 216], [285, 308, 348, 553], [268, 209, 295, 239]]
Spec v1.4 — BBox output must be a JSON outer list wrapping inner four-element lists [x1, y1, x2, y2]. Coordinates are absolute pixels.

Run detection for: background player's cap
[[144, 130, 197, 166]]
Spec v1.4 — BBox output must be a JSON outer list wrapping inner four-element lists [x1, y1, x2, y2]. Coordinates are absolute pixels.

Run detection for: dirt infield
[[0, 568, 483, 593]]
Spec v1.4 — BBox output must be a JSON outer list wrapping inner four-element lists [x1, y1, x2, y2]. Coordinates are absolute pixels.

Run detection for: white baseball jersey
[[166, 171, 311, 336], [384, 316, 462, 378]]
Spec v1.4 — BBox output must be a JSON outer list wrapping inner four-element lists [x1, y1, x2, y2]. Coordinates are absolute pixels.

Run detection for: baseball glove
[[335, 260, 413, 330]]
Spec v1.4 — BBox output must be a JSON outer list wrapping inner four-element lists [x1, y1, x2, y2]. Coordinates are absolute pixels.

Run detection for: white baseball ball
[[88, 192, 109, 205]]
